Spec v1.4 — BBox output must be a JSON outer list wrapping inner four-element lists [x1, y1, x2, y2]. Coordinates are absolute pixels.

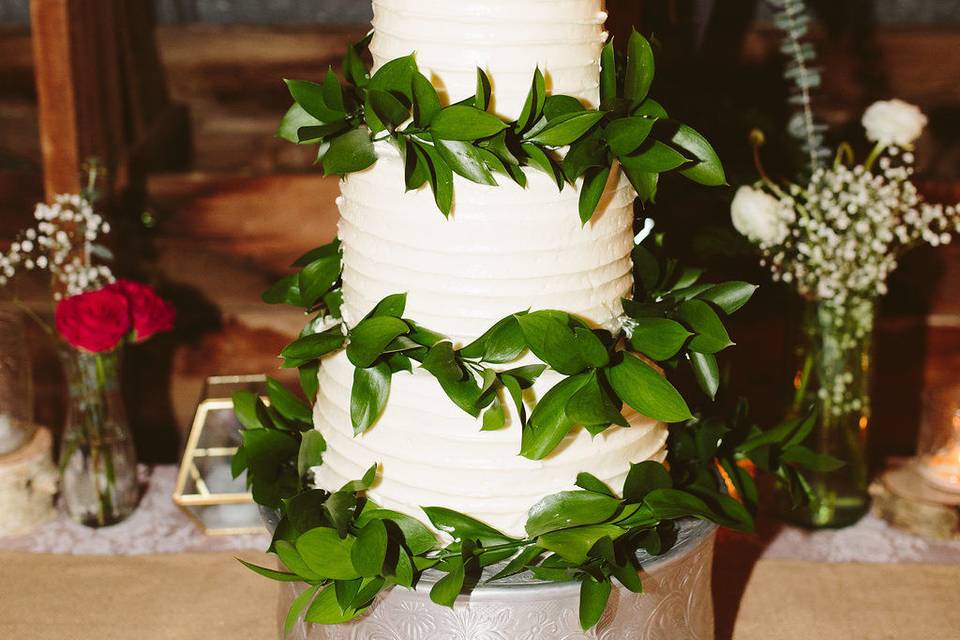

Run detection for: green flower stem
[[863, 141, 886, 172]]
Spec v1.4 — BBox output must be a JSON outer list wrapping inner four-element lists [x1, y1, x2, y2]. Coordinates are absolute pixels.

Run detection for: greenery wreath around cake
[[232, 32, 840, 633]]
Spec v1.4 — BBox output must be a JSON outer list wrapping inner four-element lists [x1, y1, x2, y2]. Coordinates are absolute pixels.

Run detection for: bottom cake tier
[[311, 351, 668, 538], [277, 518, 717, 640]]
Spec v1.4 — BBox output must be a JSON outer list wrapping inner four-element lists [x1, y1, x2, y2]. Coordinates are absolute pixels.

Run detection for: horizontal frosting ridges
[[336, 145, 635, 341], [312, 352, 667, 536], [370, 0, 606, 118]]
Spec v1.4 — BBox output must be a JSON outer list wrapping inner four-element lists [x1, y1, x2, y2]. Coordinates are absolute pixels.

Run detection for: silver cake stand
[[275, 518, 717, 640]]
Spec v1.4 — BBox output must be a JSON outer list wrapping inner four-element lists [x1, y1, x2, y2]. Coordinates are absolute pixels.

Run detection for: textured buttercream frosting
[[311, 0, 668, 536]]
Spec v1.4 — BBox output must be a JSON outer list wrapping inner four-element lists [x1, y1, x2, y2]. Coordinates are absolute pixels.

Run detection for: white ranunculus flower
[[730, 186, 792, 246], [861, 99, 927, 147]]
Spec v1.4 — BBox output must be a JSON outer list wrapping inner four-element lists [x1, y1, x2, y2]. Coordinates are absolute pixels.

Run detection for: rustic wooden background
[[0, 2, 958, 467]]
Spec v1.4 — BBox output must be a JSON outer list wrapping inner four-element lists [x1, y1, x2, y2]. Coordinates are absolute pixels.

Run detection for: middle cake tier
[[336, 142, 636, 342], [312, 351, 668, 537]]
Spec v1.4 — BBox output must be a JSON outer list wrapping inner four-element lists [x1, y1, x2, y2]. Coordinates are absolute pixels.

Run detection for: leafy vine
[[279, 31, 725, 220]]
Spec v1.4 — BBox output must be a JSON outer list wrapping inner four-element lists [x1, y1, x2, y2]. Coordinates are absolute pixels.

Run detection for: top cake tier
[[370, 0, 608, 119]]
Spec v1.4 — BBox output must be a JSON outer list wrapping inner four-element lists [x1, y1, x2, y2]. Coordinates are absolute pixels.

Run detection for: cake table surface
[[1, 465, 959, 640]]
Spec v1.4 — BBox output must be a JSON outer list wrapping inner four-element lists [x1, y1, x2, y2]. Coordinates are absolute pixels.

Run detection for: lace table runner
[[1, 465, 958, 563]]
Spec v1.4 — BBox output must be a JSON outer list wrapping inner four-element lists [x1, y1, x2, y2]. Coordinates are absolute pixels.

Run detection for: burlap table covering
[[2, 552, 958, 639]]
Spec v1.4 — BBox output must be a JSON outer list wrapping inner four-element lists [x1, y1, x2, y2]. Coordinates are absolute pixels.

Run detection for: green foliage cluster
[[233, 382, 837, 633], [278, 31, 724, 220]]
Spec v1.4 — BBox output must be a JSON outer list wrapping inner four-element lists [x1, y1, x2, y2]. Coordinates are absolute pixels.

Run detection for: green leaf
[[525, 490, 621, 537], [624, 31, 655, 105], [351, 362, 392, 434], [347, 316, 409, 368], [367, 88, 409, 129], [365, 293, 407, 319], [351, 520, 389, 577], [579, 577, 613, 630], [634, 98, 668, 119], [606, 116, 657, 156], [431, 105, 508, 141], [543, 95, 586, 120], [628, 318, 692, 361], [606, 353, 692, 422], [697, 282, 758, 315], [677, 299, 734, 354], [275, 540, 321, 581], [623, 166, 658, 202], [475, 68, 492, 110], [430, 563, 465, 608], [284, 79, 345, 122], [782, 445, 846, 472], [322, 68, 345, 111], [297, 430, 327, 478], [565, 372, 627, 429], [267, 378, 312, 424], [620, 141, 689, 173], [419, 142, 454, 215], [285, 584, 320, 636], [521, 143, 564, 190], [461, 316, 526, 363], [599, 39, 617, 104], [262, 273, 302, 306], [564, 129, 607, 181], [297, 528, 360, 580], [574, 327, 609, 368], [482, 396, 507, 431], [671, 124, 726, 186], [338, 463, 378, 492], [238, 558, 302, 582], [404, 140, 430, 191], [516, 311, 586, 375], [642, 488, 724, 523], [305, 584, 361, 624], [578, 166, 610, 224], [420, 342, 483, 416], [412, 71, 442, 126], [433, 137, 497, 186], [689, 351, 720, 400], [299, 255, 341, 308], [516, 68, 546, 133], [342, 38, 370, 88], [622, 460, 672, 501], [538, 525, 623, 564], [232, 390, 261, 431], [526, 111, 605, 147], [355, 508, 437, 555], [365, 54, 417, 133], [423, 507, 515, 545], [322, 129, 377, 176], [575, 472, 616, 497], [489, 544, 543, 582], [278, 103, 323, 144], [281, 328, 345, 365], [522, 374, 591, 460]]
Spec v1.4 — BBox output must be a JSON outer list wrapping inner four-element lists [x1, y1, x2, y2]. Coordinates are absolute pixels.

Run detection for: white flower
[[861, 99, 927, 147], [730, 186, 793, 246]]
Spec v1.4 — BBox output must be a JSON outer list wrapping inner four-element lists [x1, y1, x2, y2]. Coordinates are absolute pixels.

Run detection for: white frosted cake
[[310, 0, 667, 537]]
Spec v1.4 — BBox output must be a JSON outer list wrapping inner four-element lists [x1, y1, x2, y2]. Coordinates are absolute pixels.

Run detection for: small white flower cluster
[[758, 155, 960, 308], [0, 194, 114, 299]]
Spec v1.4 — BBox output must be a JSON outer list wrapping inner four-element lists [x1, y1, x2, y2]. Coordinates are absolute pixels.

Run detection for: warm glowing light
[[859, 415, 869, 432]]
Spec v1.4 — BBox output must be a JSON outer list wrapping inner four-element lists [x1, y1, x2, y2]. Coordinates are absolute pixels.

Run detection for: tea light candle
[[918, 409, 960, 494]]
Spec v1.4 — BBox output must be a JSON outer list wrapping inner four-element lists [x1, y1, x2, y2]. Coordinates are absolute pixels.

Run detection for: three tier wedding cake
[[235, 0, 759, 635], [312, 0, 667, 537]]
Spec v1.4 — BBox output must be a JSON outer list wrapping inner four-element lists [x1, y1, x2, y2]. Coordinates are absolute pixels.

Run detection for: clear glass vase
[[0, 307, 36, 457], [58, 346, 139, 526], [777, 297, 875, 528]]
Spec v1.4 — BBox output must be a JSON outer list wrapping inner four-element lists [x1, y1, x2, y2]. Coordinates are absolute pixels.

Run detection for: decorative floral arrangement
[[732, 100, 959, 413], [1, 180, 175, 350], [2, 178, 176, 526]]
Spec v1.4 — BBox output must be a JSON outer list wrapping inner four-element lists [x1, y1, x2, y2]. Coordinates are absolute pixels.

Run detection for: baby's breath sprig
[[0, 193, 114, 300]]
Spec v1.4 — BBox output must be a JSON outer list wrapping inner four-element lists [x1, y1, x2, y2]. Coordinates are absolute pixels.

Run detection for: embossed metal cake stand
[[277, 519, 717, 640]]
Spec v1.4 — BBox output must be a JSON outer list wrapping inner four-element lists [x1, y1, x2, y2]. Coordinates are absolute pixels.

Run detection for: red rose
[[107, 279, 176, 342], [56, 289, 131, 353]]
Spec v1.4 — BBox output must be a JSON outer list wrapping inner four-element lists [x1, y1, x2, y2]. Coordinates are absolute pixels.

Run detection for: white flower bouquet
[[734, 100, 958, 311]]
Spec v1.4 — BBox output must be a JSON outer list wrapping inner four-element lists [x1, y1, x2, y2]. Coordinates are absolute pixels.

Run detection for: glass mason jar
[[777, 297, 875, 528], [0, 307, 36, 457], [58, 346, 139, 526]]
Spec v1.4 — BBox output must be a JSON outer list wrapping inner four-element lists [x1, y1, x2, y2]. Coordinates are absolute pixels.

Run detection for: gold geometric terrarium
[[173, 375, 267, 535]]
